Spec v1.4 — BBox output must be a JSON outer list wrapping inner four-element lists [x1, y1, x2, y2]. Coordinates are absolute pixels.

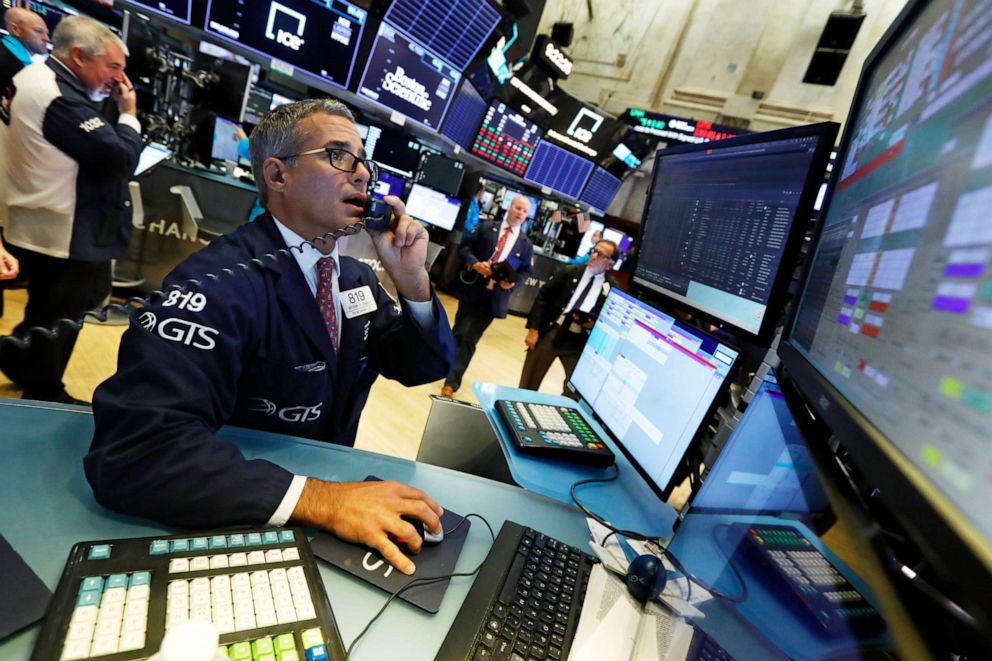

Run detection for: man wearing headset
[[87, 99, 455, 576]]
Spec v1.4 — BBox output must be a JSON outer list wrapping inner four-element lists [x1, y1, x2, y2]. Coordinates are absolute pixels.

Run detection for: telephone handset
[[362, 176, 392, 232]]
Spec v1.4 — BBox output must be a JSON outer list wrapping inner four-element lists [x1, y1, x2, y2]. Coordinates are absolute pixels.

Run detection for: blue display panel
[[205, 0, 368, 89], [580, 167, 622, 213], [440, 80, 488, 149], [128, 0, 192, 24], [383, 0, 501, 71], [357, 23, 460, 130], [372, 171, 407, 200], [523, 140, 594, 200]]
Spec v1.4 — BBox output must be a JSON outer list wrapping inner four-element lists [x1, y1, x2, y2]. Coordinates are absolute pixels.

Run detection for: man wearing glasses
[[518, 240, 620, 396], [87, 99, 455, 576]]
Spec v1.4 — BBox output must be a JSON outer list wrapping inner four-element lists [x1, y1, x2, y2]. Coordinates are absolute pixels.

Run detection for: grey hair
[[51, 15, 127, 60], [249, 98, 356, 206]]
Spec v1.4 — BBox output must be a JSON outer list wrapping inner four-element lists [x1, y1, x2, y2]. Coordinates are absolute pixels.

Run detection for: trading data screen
[[129, 0, 191, 24], [404, 183, 461, 230], [358, 23, 460, 130], [571, 289, 738, 494], [523, 140, 594, 200], [205, 0, 368, 89], [441, 80, 488, 148], [580, 167, 622, 213], [372, 170, 406, 200], [383, 0, 501, 72], [634, 127, 833, 335], [788, 0, 992, 541], [471, 101, 542, 176]]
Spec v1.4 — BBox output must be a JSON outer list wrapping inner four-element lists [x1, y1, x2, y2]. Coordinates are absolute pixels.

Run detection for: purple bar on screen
[[932, 296, 970, 314], [843, 296, 858, 305], [837, 314, 851, 325], [944, 263, 984, 277]]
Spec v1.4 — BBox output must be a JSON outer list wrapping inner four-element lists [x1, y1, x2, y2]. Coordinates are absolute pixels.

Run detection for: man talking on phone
[[0, 15, 141, 404], [87, 99, 455, 575]]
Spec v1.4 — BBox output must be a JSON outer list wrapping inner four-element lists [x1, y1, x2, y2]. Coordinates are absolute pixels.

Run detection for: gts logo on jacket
[[138, 312, 219, 350], [247, 398, 323, 423]]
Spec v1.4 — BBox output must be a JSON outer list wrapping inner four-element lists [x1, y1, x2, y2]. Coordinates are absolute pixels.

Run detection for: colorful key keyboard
[[31, 527, 344, 661]]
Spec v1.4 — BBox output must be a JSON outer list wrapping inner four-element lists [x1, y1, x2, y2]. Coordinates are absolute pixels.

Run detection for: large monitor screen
[[571, 289, 739, 496], [365, 124, 422, 178], [523, 140, 594, 200], [243, 86, 273, 124], [471, 101, 542, 176], [780, 0, 992, 614], [417, 153, 464, 197], [357, 23, 460, 130], [404, 183, 461, 230], [204, 0, 368, 89], [211, 116, 243, 163], [383, 0, 501, 72], [580, 167, 623, 213], [692, 384, 829, 519], [633, 123, 838, 337], [128, 0, 191, 24], [440, 80, 488, 149], [191, 53, 252, 122], [372, 170, 407, 200]]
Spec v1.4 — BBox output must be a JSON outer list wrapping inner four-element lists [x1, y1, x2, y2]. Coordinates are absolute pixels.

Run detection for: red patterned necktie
[[315, 256, 339, 353], [490, 226, 512, 262]]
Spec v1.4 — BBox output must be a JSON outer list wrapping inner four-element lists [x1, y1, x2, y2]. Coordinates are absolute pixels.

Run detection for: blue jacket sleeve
[[85, 270, 294, 529], [42, 98, 141, 175]]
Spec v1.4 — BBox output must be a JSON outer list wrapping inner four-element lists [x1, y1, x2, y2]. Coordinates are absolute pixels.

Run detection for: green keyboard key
[[229, 641, 252, 661], [274, 634, 296, 653], [252, 637, 275, 658]]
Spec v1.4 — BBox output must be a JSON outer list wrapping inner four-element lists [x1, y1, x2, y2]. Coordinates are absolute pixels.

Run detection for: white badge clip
[[340, 285, 377, 318]]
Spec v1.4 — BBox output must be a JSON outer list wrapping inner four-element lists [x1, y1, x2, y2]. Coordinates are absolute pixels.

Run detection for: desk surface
[[473, 382, 676, 537], [0, 400, 591, 660]]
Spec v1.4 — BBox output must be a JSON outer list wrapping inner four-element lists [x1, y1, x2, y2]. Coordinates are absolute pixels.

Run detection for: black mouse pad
[[310, 483, 470, 613], [0, 534, 52, 640]]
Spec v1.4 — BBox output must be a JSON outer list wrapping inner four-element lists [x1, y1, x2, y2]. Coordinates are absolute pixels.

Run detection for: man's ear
[[262, 156, 289, 196]]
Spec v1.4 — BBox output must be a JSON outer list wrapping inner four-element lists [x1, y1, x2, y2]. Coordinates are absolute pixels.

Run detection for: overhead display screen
[[470, 101, 542, 176], [524, 140, 593, 200], [383, 0, 501, 71], [441, 80, 488, 148], [128, 0, 192, 24], [358, 23, 460, 130], [542, 94, 627, 162], [580, 167, 623, 213], [204, 0, 368, 89]]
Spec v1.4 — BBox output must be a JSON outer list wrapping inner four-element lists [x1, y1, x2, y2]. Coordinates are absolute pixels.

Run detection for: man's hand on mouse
[[289, 477, 443, 575]]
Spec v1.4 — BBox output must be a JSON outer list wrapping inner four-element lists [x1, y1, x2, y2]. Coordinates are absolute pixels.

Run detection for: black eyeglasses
[[276, 146, 378, 179], [590, 248, 615, 261]]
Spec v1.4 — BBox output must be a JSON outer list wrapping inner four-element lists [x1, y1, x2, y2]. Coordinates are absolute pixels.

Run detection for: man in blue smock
[[87, 99, 455, 575]]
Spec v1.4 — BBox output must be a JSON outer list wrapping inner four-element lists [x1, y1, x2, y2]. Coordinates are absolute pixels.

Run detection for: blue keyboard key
[[81, 576, 104, 592], [246, 533, 263, 546], [129, 572, 151, 587], [107, 574, 128, 589], [228, 534, 246, 547], [170, 539, 189, 552], [279, 530, 295, 543], [87, 544, 111, 560], [191, 537, 209, 551], [76, 590, 101, 608], [149, 540, 169, 555], [263, 531, 279, 545], [210, 535, 227, 549]]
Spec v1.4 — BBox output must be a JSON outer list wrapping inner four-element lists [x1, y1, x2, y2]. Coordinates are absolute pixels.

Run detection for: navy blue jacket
[[457, 220, 534, 318], [86, 215, 455, 528]]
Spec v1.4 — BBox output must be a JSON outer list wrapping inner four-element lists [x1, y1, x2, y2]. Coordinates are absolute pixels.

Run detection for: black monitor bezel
[[631, 122, 838, 341], [776, 0, 992, 647], [570, 289, 741, 501]]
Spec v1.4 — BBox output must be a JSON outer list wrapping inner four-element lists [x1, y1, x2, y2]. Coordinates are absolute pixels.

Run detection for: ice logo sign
[[567, 108, 603, 144], [265, 2, 306, 51]]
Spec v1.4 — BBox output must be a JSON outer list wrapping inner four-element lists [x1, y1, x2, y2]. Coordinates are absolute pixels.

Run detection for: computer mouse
[[389, 516, 444, 551]]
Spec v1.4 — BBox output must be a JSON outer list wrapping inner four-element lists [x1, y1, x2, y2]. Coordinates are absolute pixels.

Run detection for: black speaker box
[[816, 11, 865, 50], [803, 51, 849, 86], [551, 21, 574, 47]]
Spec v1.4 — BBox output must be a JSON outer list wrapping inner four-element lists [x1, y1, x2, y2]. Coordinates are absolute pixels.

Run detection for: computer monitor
[[382, 0, 502, 72], [211, 116, 243, 163], [499, 190, 539, 220], [357, 23, 461, 130], [633, 122, 838, 339], [579, 167, 623, 214], [691, 384, 829, 522], [372, 170, 407, 201], [441, 79, 488, 149], [470, 101, 542, 177], [127, 0, 191, 24], [417, 153, 464, 197], [570, 289, 739, 498], [133, 142, 173, 176], [243, 86, 273, 125], [204, 0, 368, 89], [365, 125, 422, 178], [404, 183, 461, 231], [523, 141, 594, 200], [191, 53, 252, 122], [777, 0, 992, 654]]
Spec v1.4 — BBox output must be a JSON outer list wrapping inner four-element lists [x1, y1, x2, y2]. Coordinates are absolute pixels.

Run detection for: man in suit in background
[[519, 239, 619, 395], [441, 196, 534, 397]]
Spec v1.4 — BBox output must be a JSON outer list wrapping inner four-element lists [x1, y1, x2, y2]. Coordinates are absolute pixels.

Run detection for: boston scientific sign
[[621, 108, 745, 144]]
